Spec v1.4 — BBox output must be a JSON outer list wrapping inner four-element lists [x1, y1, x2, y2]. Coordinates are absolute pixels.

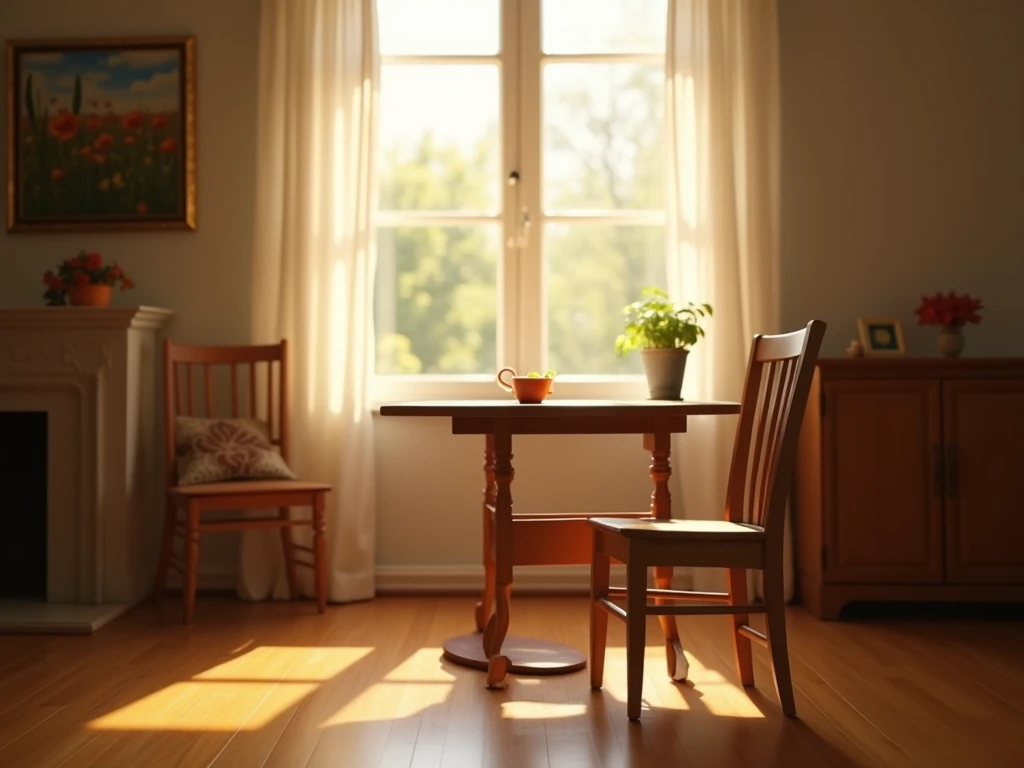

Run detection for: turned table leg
[[475, 434, 497, 632], [645, 431, 689, 682], [483, 431, 514, 688]]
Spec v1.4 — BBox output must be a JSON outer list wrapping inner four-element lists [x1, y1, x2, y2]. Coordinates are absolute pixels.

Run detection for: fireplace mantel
[[0, 306, 173, 632]]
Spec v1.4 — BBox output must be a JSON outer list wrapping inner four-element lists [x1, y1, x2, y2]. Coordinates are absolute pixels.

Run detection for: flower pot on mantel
[[67, 284, 112, 307], [937, 324, 965, 358], [641, 347, 689, 400]]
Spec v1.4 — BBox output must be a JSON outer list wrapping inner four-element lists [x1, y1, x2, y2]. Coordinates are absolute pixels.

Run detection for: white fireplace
[[0, 306, 173, 632]]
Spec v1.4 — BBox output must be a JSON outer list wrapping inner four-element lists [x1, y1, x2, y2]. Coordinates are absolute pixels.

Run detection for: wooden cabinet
[[794, 359, 1024, 619]]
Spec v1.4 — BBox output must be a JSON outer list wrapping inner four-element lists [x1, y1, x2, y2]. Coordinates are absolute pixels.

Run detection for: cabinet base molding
[[799, 574, 1024, 620]]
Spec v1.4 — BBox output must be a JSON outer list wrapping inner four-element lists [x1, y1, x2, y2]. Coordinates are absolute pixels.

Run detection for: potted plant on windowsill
[[614, 287, 712, 400]]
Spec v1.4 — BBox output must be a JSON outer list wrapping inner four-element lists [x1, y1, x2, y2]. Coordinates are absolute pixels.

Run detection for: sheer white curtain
[[666, 0, 791, 598], [240, 0, 379, 603]]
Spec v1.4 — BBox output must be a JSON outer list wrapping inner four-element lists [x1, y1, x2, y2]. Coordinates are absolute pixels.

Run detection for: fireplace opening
[[0, 411, 48, 599]]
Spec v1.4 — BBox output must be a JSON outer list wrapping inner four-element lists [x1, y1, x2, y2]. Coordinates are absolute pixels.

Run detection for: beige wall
[[4, 0, 1023, 585], [0, 0, 260, 578], [779, 0, 1024, 356]]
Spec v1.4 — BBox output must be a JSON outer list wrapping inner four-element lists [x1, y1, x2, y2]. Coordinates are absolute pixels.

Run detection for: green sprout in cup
[[526, 370, 556, 378]]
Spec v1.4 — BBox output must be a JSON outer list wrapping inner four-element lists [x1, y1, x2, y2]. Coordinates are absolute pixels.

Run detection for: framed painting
[[5, 36, 196, 232], [857, 317, 907, 356]]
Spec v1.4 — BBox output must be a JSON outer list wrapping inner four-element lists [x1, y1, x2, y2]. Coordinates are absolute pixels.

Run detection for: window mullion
[[499, 0, 521, 371], [517, 0, 544, 371]]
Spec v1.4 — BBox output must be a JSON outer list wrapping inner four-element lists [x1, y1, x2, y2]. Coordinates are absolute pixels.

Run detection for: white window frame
[[374, 0, 664, 404]]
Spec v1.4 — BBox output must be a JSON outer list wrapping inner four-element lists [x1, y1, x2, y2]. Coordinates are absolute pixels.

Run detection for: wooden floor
[[0, 596, 1022, 767]]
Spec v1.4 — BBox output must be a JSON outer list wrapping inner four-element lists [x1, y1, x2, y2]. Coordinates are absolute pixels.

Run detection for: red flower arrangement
[[43, 250, 135, 306], [914, 292, 983, 328]]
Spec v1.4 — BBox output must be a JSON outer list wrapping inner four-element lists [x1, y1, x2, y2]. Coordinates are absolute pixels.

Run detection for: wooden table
[[378, 398, 741, 687]]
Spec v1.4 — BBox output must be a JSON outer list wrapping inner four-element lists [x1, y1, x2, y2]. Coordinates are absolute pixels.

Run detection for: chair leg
[[727, 567, 755, 687], [589, 534, 611, 691], [625, 551, 648, 722], [313, 492, 328, 613], [151, 498, 177, 604], [763, 562, 796, 717], [182, 501, 201, 624], [279, 506, 300, 600]]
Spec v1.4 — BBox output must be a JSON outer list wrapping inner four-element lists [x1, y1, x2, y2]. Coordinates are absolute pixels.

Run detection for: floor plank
[[0, 596, 1021, 767]]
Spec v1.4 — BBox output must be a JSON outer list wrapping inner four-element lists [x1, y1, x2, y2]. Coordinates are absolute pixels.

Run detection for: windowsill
[[371, 374, 651, 411]]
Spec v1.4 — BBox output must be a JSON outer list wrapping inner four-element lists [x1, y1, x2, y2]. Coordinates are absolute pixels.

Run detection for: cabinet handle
[[932, 443, 944, 497], [946, 445, 959, 498]]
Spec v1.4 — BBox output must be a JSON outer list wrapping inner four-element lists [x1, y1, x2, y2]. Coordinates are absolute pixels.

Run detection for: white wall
[[4, 0, 1023, 586], [779, 0, 1024, 356]]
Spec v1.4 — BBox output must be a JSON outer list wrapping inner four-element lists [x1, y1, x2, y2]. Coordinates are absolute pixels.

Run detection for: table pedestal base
[[443, 633, 586, 675]]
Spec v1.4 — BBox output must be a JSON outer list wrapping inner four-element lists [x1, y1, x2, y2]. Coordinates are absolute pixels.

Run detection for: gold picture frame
[[857, 317, 907, 356], [6, 36, 196, 232]]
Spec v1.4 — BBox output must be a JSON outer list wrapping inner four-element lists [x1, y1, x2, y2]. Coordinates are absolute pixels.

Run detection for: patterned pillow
[[174, 416, 297, 486]]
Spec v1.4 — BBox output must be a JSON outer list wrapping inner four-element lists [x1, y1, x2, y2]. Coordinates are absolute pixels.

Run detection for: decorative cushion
[[174, 416, 296, 486]]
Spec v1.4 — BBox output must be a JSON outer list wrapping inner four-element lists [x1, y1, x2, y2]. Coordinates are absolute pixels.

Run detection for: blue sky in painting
[[20, 48, 182, 115]]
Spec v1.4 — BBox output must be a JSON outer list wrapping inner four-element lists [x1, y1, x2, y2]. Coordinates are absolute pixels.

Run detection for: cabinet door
[[823, 380, 944, 583], [944, 379, 1024, 583]]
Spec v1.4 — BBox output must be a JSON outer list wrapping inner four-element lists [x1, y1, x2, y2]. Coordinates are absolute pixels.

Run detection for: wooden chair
[[589, 320, 827, 721], [152, 339, 331, 622]]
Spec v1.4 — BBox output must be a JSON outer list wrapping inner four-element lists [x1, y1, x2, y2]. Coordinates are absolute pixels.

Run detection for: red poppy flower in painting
[[50, 168, 65, 181], [86, 117, 101, 131], [47, 113, 79, 141], [121, 110, 145, 131], [136, 202, 149, 214], [93, 133, 115, 151], [159, 137, 178, 154], [124, 135, 136, 146], [151, 114, 169, 129], [80, 146, 92, 157]]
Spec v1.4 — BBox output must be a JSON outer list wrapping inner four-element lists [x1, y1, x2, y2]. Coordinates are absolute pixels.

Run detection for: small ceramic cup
[[496, 367, 554, 404]]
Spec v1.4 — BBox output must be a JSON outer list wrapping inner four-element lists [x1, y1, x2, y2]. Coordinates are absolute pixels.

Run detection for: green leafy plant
[[526, 370, 556, 378], [614, 287, 712, 354]]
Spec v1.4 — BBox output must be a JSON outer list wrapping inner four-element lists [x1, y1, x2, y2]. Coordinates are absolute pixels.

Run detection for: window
[[376, 0, 668, 392]]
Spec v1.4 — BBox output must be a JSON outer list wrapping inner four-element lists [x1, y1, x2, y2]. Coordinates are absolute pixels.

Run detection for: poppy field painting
[[6, 37, 196, 232]]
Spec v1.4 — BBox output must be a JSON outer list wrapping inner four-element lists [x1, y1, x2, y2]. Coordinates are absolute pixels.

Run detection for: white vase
[[938, 325, 965, 358], [641, 348, 689, 400]]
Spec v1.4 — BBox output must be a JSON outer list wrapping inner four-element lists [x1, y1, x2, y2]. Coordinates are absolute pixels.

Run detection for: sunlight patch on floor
[[193, 645, 374, 681], [383, 648, 456, 682], [500, 701, 588, 719], [88, 681, 317, 730], [595, 648, 765, 718], [88, 646, 374, 730]]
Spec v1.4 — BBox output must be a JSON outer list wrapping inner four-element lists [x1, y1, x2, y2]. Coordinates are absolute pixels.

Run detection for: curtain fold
[[240, 0, 379, 603], [666, 0, 791, 599]]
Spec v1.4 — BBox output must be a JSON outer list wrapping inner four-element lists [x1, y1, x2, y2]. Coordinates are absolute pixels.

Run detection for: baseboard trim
[[188, 565, 695, 595]]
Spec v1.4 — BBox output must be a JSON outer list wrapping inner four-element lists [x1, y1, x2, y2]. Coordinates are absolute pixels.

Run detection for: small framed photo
[[857, 317, 907, 356]]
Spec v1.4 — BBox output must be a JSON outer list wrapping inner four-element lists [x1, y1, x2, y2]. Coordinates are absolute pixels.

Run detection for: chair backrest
[[163, 340, 289, 488], [725, 321, 826, 548]]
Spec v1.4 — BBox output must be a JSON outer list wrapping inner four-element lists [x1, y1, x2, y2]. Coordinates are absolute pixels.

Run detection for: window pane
[[546, 224, 666, 375], [544, 63, 663, 211], [380, 66, 500, 212], [379, 0, 499, 55], [375, 225, 498, 374], [543, 0, 667, 54]]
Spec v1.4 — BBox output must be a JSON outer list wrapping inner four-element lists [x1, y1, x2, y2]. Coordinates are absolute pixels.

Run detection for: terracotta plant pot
[[641, 347, 689, 400], [937, 324, 965, 358], [496, 367, 554, 404], [67, 284, 113, 307]]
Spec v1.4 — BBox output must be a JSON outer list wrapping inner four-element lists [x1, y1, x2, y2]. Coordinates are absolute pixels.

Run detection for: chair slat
[[267, 359, 274, 439], [185, 363, 195, 415], [249, 362, 257, 418], [205, 364, 214, 417], [230, 364, 239, 418]]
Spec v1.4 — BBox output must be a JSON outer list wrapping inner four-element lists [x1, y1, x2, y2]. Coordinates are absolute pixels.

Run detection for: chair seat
[[169, 479, 332, 497], [590, 517, 765, 540]]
